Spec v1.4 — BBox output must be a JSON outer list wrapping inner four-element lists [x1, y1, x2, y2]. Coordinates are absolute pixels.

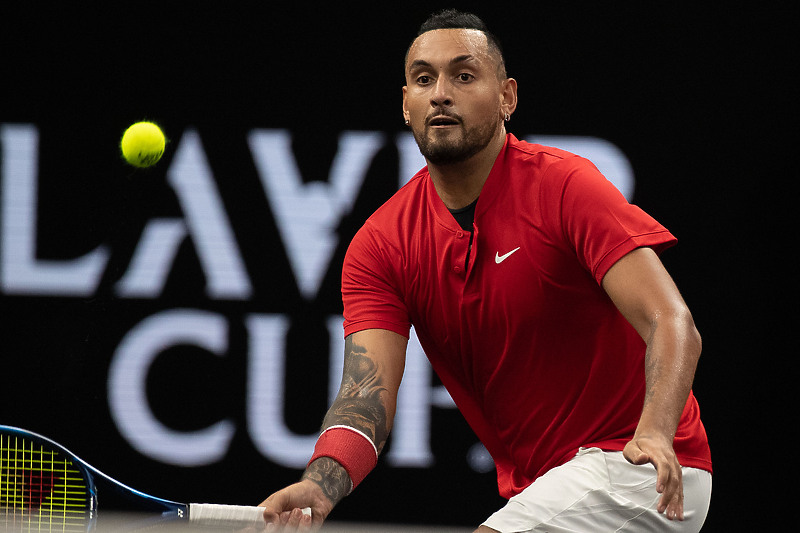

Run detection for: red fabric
[[309, 427, 378, 491], [341, 134, 711, 498]]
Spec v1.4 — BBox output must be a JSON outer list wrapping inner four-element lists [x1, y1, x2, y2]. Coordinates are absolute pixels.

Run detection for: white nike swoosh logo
[[495, 247, 521, 264]]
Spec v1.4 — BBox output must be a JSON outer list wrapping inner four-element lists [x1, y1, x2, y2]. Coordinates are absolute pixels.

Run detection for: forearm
[[602, 247, 702, 520], [302, 396, 391, 508], [303, 333, 400, 505], [635, 312, 702, 441]]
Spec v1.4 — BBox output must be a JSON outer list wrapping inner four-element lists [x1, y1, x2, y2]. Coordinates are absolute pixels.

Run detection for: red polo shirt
[[342, 134, 711, 498]]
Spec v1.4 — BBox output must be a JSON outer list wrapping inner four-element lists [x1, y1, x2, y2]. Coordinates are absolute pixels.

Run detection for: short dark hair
[[410, 9, 507, 78]]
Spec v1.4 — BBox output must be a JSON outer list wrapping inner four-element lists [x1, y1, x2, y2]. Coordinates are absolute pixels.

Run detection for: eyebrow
[[408, 54, 477, 72]]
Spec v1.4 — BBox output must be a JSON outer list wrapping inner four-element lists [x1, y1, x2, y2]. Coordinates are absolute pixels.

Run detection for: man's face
[[403, 29, 506, 166]]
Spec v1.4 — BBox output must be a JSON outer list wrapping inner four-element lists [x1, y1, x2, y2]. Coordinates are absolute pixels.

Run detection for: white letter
[[387, 327, 446, 467], [115, 220, 187, 297], [247, 314, 317, 467], [1, 123, 109, 295], [248, 130, 384, 299], [107, 309, 235, 466]]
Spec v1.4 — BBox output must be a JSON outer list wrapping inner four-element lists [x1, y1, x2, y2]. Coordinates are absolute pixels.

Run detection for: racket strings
[[1, 433, 91, 526]]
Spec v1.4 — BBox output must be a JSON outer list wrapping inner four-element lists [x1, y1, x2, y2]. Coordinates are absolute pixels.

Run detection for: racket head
[[1, 425, 96, 531]]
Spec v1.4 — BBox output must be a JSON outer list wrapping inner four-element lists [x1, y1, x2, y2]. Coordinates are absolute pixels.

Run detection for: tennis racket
[[0, 425, 308, 531]]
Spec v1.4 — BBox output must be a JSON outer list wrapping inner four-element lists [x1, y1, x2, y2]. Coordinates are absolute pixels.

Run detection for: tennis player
[[261, 9, 712, 532]]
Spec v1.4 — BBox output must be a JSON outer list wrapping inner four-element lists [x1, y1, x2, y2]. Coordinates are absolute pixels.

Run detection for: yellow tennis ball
[[120, 122, 166, 168]]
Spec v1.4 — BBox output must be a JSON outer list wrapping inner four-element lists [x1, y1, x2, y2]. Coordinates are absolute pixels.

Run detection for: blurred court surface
[[1, 512, 474, 532]]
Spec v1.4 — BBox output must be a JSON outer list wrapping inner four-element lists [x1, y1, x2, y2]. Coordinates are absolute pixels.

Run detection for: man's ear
[[501, 77, 518, 119], [402, 86, 410, 124]]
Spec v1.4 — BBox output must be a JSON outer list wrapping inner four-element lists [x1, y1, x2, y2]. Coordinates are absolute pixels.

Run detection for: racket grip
[[189, 503, 311, 527]]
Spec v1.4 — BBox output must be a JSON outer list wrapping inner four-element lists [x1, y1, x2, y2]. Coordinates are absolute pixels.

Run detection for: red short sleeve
[[341, 222, 411, 339], [550, 157, 677, 284]]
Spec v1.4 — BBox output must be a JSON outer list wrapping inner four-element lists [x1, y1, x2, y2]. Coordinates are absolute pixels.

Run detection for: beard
[[413, 113, 501, 166]]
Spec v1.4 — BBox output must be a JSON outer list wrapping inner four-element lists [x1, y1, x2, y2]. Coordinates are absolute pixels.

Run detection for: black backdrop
[[1, 2, 791, 530]]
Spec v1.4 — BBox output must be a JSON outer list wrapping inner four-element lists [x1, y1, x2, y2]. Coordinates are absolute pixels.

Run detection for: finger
[[281, 508, 311, 532], [663, 472, 685, 521], [261, 491, 291, 514], [262, 499, 285, 526], [666, 498, 685, 521], [655, 460, 670, 495], [660, 487, 684, 521], [290, 509, 311, 531], [655, 465, 683, 518]]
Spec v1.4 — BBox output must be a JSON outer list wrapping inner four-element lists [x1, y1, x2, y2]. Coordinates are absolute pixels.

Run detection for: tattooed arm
[[260, 329, 408, 530]]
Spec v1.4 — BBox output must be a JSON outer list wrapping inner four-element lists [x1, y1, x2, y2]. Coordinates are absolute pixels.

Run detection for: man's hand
[[260, 479, 333, 532], [623, 435, 684, 521]]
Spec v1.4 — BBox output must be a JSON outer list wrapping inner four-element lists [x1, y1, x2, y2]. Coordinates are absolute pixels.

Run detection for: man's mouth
[[427, 115, 460, 127]]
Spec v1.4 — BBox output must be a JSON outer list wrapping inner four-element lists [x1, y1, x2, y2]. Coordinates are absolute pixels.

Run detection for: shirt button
[[453, 265, 462, 273], [456, 231, 464, 238]]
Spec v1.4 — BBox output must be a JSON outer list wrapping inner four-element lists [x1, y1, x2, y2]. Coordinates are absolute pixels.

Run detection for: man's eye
[[417, 75, 432, 84], [457, 73, 474, 82]]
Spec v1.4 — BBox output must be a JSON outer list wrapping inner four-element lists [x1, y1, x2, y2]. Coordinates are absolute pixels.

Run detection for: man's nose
[[430, 78, 453, 108]]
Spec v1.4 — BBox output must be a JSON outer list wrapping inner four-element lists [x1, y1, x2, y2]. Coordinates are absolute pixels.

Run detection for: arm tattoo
[[323, 336, 391, 452], [302, 457, 350, 505], [306, 336, 392, 504]]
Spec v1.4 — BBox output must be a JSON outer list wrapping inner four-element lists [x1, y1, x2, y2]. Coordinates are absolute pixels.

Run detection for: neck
[[428, 130, 506, 210]]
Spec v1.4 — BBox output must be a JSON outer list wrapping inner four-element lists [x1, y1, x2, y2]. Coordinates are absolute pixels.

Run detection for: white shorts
[[482, 447, 712, 533]]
